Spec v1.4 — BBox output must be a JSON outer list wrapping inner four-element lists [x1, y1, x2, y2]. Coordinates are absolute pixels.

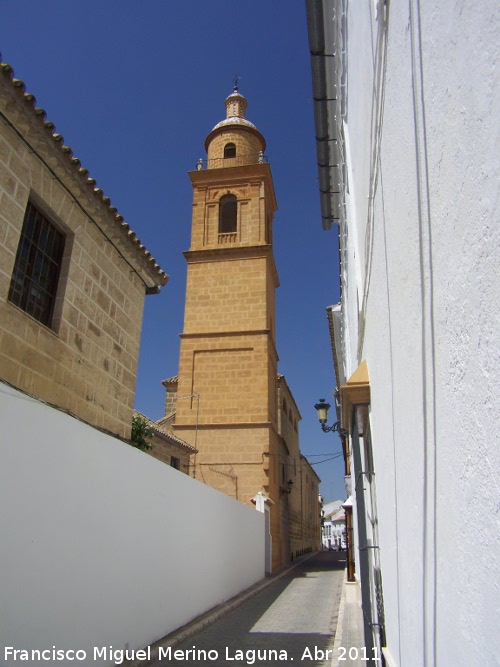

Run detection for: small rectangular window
[[8, 202, 65, 328], [170, 456, 180, 470]]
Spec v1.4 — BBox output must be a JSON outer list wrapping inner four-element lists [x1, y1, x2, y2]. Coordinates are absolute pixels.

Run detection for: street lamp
[[315, 398, 355, 580], [314, 398, 348, 436]]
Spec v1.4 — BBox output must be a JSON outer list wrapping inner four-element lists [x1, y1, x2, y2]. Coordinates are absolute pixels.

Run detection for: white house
[[322, 505, 346, 551], [306, 1, 500, 666]]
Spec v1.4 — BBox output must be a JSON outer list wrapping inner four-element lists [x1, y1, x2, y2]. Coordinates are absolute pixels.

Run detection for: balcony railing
[[194, 153, 268, 171], [218, 233, 237, 245]]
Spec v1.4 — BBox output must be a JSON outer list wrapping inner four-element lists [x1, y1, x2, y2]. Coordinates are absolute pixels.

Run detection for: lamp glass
[[314, 399, 331, 423]]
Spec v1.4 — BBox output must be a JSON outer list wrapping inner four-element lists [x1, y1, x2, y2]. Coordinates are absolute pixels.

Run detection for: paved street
[[151, 551, 346, 667]]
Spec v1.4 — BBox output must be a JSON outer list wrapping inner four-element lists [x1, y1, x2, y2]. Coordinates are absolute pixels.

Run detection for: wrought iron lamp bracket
[[320, 420, 349, 437]]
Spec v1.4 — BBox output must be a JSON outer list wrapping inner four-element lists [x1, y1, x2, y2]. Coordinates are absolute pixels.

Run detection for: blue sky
[[0, 1, 345, 501]]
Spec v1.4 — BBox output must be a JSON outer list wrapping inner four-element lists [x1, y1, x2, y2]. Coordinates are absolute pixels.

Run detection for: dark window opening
[[224, 143, 236, 159], [8, 202, 65, 328], [170, 456, 181, 470], [219, 194, 237, 234]]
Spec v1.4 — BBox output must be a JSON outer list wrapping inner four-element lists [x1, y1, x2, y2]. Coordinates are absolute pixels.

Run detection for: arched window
[[224, 143, 236, 159], [219, 194, 237, 234]]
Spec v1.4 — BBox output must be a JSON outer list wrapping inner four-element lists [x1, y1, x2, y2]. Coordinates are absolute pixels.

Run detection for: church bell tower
[[173, 86, 281, 548]]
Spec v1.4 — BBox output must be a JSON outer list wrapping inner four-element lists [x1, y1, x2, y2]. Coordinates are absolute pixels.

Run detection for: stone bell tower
[[173, 85, 282, 564]]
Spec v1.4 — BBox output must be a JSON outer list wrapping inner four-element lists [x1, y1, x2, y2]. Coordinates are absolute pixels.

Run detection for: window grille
[[8, 202, 65, 327]]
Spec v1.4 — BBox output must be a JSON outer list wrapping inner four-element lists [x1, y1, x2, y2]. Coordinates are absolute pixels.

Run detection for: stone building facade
[[167, 87, 320, 570], [0, 59, 167, 440], [277, 374, 322, 564]]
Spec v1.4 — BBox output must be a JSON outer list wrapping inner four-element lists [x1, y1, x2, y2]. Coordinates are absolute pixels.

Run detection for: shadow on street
[[151, 550, 346, 666]]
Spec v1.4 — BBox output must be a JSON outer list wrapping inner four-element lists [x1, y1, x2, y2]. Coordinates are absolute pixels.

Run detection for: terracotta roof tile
[[161, 376, 179, 386], [1, 61, 167, 287], [134, 411, 198, 453]]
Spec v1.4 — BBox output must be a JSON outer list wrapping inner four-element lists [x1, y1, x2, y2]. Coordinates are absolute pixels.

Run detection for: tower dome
[[204, 85, 266, 164]]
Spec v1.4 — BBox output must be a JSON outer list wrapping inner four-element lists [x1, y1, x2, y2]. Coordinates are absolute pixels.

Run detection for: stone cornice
[[183, 244, 280, 288], [174, 421, 272, 431], [189, 162, 277, 215], [204, 123, 266, 154], [180, 328, 271, 339]]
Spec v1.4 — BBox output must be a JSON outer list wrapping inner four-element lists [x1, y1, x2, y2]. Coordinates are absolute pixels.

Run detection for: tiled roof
[[161, 376, 179, 386], [160, 428, 198, 454], [134, 411, 197, 453], [325, 508, 346, 522], [156, 414, 175, 426], [322, 499, 343, 515], [0, 60, 167, 287], [210, 116, 258, 132]]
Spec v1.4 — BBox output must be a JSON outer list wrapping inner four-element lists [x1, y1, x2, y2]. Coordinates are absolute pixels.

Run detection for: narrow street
[[151, 550, 346, 666]]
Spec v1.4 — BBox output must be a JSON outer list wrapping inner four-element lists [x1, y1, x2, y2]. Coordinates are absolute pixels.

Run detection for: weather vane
[[233, 74, 240, 92]]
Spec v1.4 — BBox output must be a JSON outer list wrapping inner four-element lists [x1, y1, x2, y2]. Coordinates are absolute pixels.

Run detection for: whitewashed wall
[[343, 1, 499, 666], [0, 383, 265, 665]]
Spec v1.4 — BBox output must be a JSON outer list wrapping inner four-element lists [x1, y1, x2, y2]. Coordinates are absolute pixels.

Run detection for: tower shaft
[[174, 89, 284, 570]]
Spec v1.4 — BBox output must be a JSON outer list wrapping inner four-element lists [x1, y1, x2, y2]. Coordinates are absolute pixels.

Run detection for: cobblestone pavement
[[151, 550, 346, 667]]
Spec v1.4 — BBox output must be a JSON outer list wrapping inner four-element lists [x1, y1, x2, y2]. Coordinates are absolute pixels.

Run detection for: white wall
[[0, 383, 265, 665], [343, 1, 499, 665]]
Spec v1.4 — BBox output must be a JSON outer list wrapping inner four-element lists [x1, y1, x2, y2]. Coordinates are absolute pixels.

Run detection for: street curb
[[129, 552, 317, 667], [327, 578, 365, 667], [327, 575, 347, 667]]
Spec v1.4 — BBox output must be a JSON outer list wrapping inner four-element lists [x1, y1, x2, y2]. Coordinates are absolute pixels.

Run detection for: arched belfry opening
[[219, 194, 237, 234], [224, 143, 236, 159]]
